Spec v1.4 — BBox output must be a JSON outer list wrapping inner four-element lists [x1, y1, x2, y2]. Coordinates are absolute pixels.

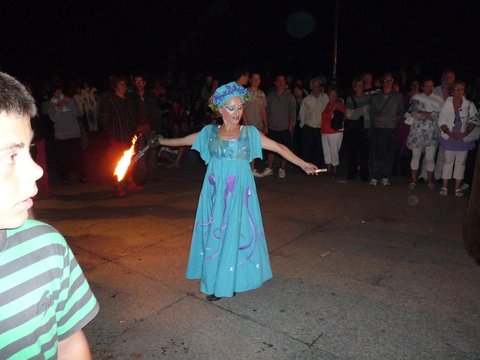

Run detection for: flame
[[113, 136, 137, 182]]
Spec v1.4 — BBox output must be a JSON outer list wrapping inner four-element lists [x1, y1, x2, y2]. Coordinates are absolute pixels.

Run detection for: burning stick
[[133, 144, 150, 163], [133, 135, 163, 163], [314, 168, 328, 173], [113, 135, 137, 182]]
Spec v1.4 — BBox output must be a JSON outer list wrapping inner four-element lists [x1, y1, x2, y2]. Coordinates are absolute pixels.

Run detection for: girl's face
[[219, 96, 243, 125]]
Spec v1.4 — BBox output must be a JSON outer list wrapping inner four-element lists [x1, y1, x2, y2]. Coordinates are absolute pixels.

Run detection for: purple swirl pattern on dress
[[197, 174, 217, 250], [198, 173, 217, 228], [205, 175, 236, 262], [237, 187, 258, 267]]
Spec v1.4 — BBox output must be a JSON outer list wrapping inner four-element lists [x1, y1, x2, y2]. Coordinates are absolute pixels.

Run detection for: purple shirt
[[440, 110, 475, 151]]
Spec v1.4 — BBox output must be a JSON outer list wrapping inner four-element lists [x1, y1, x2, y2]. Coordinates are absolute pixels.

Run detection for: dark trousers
[[302, 125, 325, 167], [55, 137, 87, 181], [344, 128, 370, 180], [370, 128, 397, 179], [133, 131, 158, 184]]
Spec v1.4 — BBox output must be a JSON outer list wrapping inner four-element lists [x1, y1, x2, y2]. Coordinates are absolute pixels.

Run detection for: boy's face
[[0, 113, 43, 229]]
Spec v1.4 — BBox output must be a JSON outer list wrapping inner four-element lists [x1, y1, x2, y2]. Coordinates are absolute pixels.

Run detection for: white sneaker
[[261, 167, 273, 176], [381, 178, 391, 186], [369, 178, 378, 186], [278, 168, 286, 178], [252, 169, 264, 178]]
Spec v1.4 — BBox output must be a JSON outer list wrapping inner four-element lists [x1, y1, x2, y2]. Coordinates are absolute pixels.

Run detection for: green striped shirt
[[0, 220, 99, 359]]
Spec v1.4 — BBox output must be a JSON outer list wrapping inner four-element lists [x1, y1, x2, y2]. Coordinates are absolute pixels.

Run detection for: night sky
[[1, 0, 478, 88]]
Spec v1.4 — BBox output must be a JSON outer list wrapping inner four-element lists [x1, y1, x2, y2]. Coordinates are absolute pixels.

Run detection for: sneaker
[[381, 178, 391, 186], [261, 167, 273, 176], [252, 169, 264, 178], [369, 178, 378, 186], [278, 168, 286, 178]]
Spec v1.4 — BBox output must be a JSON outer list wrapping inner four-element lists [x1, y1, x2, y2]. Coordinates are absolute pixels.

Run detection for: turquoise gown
[[186, 125, 272, 297]]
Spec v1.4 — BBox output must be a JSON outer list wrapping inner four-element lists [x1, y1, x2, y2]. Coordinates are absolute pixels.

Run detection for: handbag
[[344, 96, 364, 131], [331, 107, 345, 131]]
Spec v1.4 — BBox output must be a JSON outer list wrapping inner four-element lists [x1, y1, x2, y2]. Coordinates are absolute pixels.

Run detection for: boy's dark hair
[[0, 71, 37, 118]]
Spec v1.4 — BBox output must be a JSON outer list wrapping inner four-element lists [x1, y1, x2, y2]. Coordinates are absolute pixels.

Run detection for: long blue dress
[[186, 125, 272, 297]]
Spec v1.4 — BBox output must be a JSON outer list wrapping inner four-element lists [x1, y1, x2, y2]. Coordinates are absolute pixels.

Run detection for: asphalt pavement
[[33, 150, 480, 360]]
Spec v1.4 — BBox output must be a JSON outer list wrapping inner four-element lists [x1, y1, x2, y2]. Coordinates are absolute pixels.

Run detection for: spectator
[[0, 70, 99, 359], [234, 68, 250, 87], [262, 74, 297, 178], [130, 74, 158, 183], [299, 77, 328, 167], [344, 77, 371, 181], [46, 83, 88, 185], [99, 75, 142, 196], [362, 71, 380, 96], [434, 70, 456, 101], [292, 84, 306, 157], [243, 72, 268, 177], [81, 80, 99, 131], [438, 80, 477, 196], [369, 73, 405, 186], [321, 86, 345, 177], [405, 78, 444, 189], [433, 69, 456, 180]]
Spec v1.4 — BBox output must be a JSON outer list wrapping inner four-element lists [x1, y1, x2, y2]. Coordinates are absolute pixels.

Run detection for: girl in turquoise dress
[[157, 82, 317, 301]]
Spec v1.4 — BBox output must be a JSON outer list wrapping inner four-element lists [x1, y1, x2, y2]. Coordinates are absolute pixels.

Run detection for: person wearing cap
[[156, 81, 317, 301]]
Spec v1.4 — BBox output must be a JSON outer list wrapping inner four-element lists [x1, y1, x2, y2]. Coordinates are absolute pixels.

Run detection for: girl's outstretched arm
[[259, 131, 318, 174], [158, 132, 199, 147]]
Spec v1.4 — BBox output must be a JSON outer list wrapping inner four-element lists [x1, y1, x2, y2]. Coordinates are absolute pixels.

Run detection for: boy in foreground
[[0, 71, 99, 359]]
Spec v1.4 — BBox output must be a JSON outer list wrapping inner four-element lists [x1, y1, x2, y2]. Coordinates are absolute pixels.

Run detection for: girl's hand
[[302, 162, 318, 175]]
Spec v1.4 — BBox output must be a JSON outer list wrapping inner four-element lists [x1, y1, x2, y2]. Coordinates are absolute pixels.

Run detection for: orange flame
[[113, 135, 137, 182]]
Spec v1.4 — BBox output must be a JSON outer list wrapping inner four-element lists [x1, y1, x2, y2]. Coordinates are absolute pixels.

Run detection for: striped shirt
[[0, 220, 99, 359]]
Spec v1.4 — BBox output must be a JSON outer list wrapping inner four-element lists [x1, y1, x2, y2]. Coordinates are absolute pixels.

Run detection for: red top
[[321, 101, 345, 134]]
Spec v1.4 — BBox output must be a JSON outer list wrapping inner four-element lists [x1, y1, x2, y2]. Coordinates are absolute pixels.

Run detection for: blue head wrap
[[209, 81, 249, 111]]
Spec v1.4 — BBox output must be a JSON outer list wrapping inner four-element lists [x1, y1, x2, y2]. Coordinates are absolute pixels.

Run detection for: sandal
[[427, 183, 435, 190], [439, 187, 448, 196], [408, 182, 416, 190], [455, 189, 464, 197]]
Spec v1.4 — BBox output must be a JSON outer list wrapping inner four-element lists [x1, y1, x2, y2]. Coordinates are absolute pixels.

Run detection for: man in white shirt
[[298, 77, 328, 167]]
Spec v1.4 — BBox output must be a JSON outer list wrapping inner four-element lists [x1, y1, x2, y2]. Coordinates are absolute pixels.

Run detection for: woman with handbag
[[321, 86, 345, 177], [438, 80, 477, 196]]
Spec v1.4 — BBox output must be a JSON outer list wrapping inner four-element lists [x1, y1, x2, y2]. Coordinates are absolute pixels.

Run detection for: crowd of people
[[25, 67, 480, 198]]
